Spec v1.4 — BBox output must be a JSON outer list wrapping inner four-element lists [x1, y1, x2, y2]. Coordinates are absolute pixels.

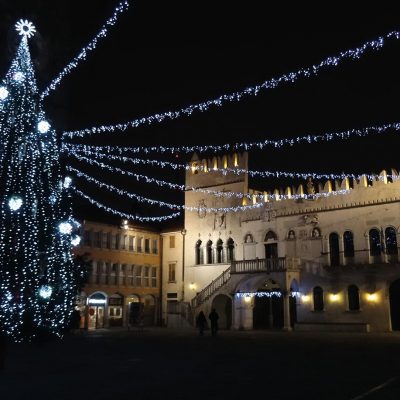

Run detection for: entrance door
[[390, 280, 400, 330], [253, 293, 283, 329], [88, 306, 105, 329]]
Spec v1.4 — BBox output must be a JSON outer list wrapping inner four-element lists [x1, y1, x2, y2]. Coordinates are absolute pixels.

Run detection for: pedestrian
[[196, 311, 207, 336], [208, 308, 219, 337]]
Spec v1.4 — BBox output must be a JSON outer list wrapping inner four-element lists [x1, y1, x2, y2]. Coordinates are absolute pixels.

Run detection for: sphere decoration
[[71, 235, 81, 247], [39, 285, 52, 299], [8, 196, 23, 211], [59, 222, 73, 235], [38, 120, 50, 134], [15, 19, 36, 39], [0, 87, 8, 100]]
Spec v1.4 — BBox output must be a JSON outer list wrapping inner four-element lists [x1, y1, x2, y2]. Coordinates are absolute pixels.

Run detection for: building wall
[[74, 220, 161, 329], [177, 152, 400, 332]]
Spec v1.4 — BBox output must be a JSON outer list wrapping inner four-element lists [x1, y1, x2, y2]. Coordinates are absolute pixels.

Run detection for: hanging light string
[[72, 187, 181, 222], [62, 121, 400, 153], [62, 32, 400, 139], [67, 147, 395, 183], [68, 164, 352, 208], [41, 1, 130, 100]]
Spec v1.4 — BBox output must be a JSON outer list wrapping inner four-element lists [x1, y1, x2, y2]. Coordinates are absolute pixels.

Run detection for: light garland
[[68, 164, 352, 211], [66, 146, 398, 182], [63, 121, 400, 153], [41, 1, 130, 99], [236, 291, 300, 298], [72, 187, 181, 222], [62, 32, 400, 139], [67, 153, 350, 201]]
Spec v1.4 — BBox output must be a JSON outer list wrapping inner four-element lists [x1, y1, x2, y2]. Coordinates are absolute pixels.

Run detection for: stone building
[[162, 152, 400, 332], [74, 220, 161, 329]]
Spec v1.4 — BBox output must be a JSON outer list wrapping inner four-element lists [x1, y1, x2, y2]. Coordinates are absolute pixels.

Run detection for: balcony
[[231, 257, 290, 274]]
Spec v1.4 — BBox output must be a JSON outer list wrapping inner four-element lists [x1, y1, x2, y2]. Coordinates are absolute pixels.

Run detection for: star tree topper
[[15, 19, 36, 39]]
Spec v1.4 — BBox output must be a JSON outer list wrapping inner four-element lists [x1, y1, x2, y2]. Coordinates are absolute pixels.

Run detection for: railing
[[231, 257, 287, 274], [191, 267, 231, 309]]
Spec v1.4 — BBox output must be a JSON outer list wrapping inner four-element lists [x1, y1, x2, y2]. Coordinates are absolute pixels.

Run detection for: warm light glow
[[191, 163, 197, 174], [301, 295, 310, 303], [244, 295, 251, 303], [366, 293, 378, 302], [233, 153, 238, 167], [189, 283, 196, 291], [330, 293, 340, 302]]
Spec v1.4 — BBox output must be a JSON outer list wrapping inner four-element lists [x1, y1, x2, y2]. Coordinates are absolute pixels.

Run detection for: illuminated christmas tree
[[0, 20, 79, 342]]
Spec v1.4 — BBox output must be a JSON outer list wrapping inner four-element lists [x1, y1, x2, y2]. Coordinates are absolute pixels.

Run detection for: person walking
[[208, 308, 219, 337], [196, 311, 207, 336]]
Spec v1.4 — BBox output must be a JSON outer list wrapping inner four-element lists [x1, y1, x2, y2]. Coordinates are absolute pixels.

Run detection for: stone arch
[[329, 232, 340, 266], [211, 294, 232, 329], [264, 230, 278, 259]]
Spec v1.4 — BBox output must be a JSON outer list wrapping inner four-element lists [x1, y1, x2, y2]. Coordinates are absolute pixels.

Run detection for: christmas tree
[[0, 20, 78, 342]]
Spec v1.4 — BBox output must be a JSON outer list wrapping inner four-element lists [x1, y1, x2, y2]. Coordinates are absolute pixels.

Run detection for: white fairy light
[[0, 87, 9, 100], [8, 196, 23, 211], [13, 72, 24, 82], [15, 19, 36, 39], [41, 1, 130, 99], [72, 187, 181, 222], [64, 121, 400, 154], [62, 31, 400, 139], [63, 176, 72, 188], [38, 120, 50, 134]]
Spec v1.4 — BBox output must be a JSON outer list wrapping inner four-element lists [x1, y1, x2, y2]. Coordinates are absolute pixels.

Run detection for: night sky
[[0, 1, 399, 227]]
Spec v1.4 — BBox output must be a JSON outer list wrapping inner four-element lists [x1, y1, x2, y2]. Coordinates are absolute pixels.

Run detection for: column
[[283, 292, 292, 331]]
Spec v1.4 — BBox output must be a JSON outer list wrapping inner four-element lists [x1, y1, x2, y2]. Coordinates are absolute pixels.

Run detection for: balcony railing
[[231, 257, 287, 274]]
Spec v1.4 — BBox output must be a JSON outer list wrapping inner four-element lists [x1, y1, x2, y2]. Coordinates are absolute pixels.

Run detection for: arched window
[[206, 240, 213, 264], [265, 230, 278, 241], [227, 238, 235, 262], [216, 239, 223, 263], [369, 228, 381, 256], [195, 240, 202, 265], [343, 231, 354, 258], [329, 233, 340, 266], [385, 227, 398, 255], [348, 285, 360, 311], [313, 286, 324, 311]]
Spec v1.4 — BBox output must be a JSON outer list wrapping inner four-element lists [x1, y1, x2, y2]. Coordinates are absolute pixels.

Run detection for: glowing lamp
[[330, 293, 339, 302], [71, 235, 81, 247]]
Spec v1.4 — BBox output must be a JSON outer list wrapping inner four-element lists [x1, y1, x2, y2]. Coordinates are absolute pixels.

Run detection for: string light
[[62, 31, 400, 139], [63, 121, 400, 153], [72, 186, 182, 222], [38, 120, 50, 134], [69, 165, 352, 211], [236, 291, 300, 298], [0, 87, 9, 100], [41, 1, 130, 99], [67, 154, 350, 200], [66, 146, 398, 182]]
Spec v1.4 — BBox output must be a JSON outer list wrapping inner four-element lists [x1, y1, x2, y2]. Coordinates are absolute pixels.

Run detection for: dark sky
[[0, 1, 399, 227]]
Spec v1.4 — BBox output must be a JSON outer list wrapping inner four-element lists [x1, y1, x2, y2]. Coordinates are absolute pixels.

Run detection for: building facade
[[162, 152, 400, 332], [74, 220, 161, 329]]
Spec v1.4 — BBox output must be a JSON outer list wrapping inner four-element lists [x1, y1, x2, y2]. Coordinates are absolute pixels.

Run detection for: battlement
[[186, 152, 248, 188]]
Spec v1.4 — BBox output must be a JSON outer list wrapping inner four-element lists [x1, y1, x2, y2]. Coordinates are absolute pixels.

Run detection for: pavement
[[1, 327, 400, 399]]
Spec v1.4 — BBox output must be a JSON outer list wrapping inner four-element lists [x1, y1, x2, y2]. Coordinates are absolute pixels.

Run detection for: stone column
[[283, 292, 292, 331]]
